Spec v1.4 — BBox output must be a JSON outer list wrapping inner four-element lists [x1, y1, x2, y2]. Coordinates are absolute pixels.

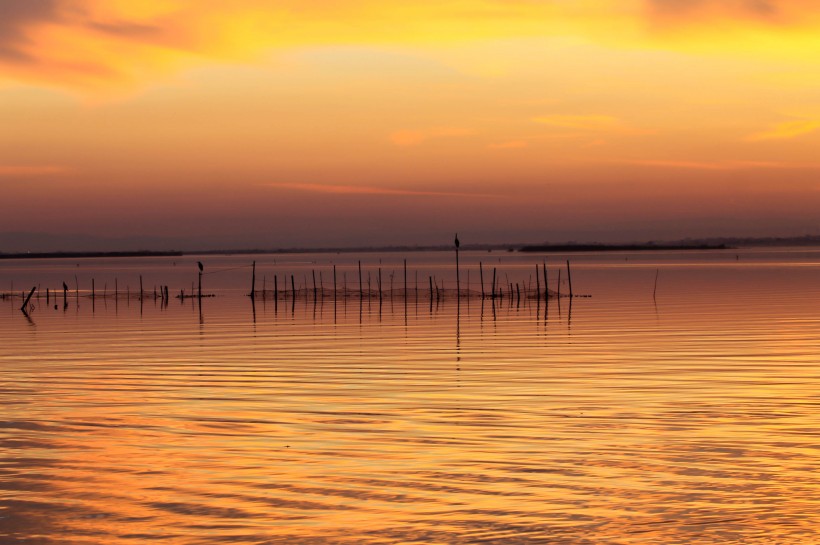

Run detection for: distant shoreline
[[0, 251, 184, 260], [519, 243, 728, 253], [0, 244, 730, 260]]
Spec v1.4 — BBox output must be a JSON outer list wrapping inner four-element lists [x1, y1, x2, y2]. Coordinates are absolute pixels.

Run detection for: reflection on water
[[3, 250, 820, 543]]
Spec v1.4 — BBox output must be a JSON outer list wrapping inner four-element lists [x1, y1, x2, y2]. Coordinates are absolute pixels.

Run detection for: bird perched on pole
[[454, 233, 460, 249], [198, 261, 204, 273]]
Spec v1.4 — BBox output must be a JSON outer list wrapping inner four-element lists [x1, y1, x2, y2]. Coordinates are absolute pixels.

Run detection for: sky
[[3, 0, 820, 251]]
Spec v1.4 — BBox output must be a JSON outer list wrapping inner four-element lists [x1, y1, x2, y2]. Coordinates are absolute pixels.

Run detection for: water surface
[[2, 249, 820, 543]]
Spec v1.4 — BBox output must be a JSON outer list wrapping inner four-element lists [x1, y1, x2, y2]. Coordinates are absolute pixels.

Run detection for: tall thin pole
[[251, 261, 256, 299], [454, 233, 460, 299], [566, 260, 573, 298], [480, 262, 484, 298], [358, 261, 363, 300], [543, 260, 548, 302]]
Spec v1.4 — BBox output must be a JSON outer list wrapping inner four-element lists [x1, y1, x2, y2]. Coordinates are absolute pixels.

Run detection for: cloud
[[533, 115, 622, 131], [746, 120, 820, 141], [0, 165, 69, 176], [487, 140, 528, 149], [266, 182, 496, 198], [648, 0, 778, 19], [2, 1, 820, 93], [618, 159, 814, 170], [0, 0, 61, 61], [389, 127, 474, 147]]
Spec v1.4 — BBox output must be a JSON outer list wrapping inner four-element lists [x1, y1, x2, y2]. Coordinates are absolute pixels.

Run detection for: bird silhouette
[[454, 233, 460, 249], [62, 282, 68, 291], [197, 261, 204, 272]]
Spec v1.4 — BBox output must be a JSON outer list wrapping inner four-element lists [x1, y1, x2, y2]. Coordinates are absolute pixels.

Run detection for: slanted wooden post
[[20, 286, 36, 312]]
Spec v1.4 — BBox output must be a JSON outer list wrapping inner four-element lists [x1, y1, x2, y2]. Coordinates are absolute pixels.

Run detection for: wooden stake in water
[[491, 267, 497, 299], [480, 262, 485, 298], [543, 260, 548, 303], [333, 265, 337, 301], [566, 260, 573, 298], [140, 275, 144, 301], [21, 286, 36, 312], [404, 260, 407, 297], [312, 269, 317, 300], [251, 261, 256, 299], [197, 261, 203, 300], [454, 233, 460, 299], [358, 261, 363, 300], [653, 269, 659, 301]]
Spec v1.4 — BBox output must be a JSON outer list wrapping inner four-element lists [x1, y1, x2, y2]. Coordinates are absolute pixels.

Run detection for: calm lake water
[[3, 248, 820, 544]]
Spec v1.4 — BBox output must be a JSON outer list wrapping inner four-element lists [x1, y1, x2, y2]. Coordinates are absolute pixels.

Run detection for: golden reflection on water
[[3, 253, 820, 543]]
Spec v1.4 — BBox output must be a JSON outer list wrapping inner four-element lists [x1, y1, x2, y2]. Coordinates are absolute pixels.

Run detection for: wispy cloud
[[389, 127, 474, 147], [0, 165, 69, 176], [266, 182, 497, 198], [618, 159, 814, 170], [532, 114, 621, 131], [487, 140, 528, 149], [746, 119, 820, 141]]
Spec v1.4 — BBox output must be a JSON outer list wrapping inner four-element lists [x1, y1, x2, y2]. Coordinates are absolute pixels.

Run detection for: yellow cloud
[[746, 119, 820, 141]]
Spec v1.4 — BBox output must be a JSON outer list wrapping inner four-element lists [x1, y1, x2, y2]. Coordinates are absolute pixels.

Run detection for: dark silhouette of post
[[543, 260, 548, 303], [62, 281, 68, 307], [479, 262, 484, 298], [358, 261, 363, 300], [20, 286, 36, 313], [251, 261, 256, 299], [566, 260, 573, 298], [197, 261, 203, 300], [454, 233, 460, 299]]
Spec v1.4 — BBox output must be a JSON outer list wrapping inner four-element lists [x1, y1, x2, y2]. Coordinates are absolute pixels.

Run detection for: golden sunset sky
[[2, 0, 820, 249]]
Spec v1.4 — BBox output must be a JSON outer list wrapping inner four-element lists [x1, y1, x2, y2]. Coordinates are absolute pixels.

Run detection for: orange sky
[[3, 0, 820, 250]]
